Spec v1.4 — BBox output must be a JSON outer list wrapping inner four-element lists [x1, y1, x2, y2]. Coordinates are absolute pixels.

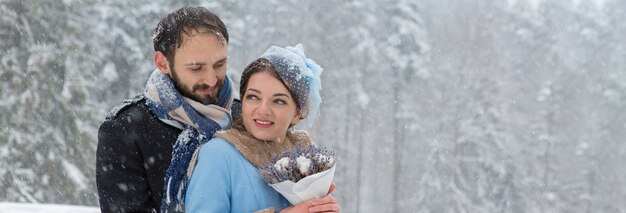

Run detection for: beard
[[170, 67, 224, 105]]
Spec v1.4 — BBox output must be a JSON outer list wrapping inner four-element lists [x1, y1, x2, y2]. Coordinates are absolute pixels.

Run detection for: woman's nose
[[257, 101, 272, 115]]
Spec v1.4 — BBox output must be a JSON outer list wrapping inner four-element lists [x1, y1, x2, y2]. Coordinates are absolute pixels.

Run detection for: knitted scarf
[[143, 69, 234, 212]]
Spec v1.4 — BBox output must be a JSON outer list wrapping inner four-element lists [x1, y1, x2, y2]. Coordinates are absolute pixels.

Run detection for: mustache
[[192, 80, 224, 95], [192, 84, 212, 92]]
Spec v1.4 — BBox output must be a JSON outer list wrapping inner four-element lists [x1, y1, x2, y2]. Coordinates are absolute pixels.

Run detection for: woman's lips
[[254, 119, 273, 128]]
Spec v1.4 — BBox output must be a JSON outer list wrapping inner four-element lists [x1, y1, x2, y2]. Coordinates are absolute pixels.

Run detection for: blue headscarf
[[260, 44, 323, 128]]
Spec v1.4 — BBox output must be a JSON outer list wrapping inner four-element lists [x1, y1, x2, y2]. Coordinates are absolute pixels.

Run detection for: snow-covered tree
[[1, 1, 625, 212]]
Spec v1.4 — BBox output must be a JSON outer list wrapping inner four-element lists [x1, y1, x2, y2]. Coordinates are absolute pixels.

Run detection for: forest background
[[1, 0, 625, 212]]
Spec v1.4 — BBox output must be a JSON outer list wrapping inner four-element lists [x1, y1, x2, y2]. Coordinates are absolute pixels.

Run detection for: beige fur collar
[[214, 125, 312, 169]]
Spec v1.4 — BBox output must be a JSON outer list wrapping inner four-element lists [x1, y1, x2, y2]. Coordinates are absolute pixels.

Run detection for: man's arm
[[96, 117, 155, 213]]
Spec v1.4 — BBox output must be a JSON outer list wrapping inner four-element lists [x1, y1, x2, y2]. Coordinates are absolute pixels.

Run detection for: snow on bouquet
[[260, 145, 337, 205]]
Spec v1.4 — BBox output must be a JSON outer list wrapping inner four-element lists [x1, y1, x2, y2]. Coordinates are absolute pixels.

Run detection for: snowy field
[[0, 203, 98, 213]]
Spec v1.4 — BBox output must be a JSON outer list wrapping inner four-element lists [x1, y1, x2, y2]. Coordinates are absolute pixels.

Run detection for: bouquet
[[260, 145, 337, 205]]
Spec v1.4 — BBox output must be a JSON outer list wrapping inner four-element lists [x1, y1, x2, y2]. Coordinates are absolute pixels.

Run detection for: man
[[96, 7, 240, 212]]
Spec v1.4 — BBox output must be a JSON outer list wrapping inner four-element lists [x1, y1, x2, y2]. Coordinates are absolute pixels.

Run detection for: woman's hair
[[236, 44, 322, 130], [239, 58, 304, 113]]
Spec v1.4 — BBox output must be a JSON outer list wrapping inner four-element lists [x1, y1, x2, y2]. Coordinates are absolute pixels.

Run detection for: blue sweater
[[185, 138, 291, 212]]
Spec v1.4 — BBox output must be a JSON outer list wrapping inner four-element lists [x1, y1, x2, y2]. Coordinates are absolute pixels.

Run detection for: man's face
[[167, 31, 228, 105]]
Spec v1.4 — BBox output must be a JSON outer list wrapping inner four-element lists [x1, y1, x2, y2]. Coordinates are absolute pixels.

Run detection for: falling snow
[[1, 0, 625, 212]]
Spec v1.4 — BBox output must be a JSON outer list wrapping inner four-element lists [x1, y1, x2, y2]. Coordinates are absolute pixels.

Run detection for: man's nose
[[201, 69, 218, 87]]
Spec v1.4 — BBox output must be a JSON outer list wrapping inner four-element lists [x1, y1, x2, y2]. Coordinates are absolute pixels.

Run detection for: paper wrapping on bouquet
[[269, 165, 336, 205]]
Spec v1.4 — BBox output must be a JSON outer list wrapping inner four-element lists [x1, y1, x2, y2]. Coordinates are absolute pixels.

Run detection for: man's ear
[[154, 51, 170, 74]]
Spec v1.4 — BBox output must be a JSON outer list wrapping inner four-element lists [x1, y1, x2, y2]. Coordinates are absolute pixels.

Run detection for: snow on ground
[[0, 203, 99, 213]]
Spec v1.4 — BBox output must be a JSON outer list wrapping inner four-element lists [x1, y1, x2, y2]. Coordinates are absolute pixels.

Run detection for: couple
[[96, 6, 340, 213]]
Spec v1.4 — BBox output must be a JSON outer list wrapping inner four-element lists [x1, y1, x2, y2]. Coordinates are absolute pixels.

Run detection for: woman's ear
[[290, 110, 302, 125]]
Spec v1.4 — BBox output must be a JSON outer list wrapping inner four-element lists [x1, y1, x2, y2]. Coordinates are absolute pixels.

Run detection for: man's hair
[[153, 7, 229, 63]]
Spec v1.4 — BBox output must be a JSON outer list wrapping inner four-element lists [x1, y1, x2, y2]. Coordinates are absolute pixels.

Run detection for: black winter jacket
[[96, 95, 241, 212]]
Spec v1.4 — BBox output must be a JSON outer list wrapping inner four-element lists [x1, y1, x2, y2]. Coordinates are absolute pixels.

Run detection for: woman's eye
[[245, 94, 259, 100], [274, 99, 287, 105]]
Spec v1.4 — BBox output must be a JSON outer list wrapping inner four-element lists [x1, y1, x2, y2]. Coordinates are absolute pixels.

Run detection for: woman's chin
[[251, 132, 279, 142]]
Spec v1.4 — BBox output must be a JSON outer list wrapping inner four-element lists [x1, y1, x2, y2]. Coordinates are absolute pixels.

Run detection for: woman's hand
[[280, 183, 340, 213], [280, 196, 340, 213]]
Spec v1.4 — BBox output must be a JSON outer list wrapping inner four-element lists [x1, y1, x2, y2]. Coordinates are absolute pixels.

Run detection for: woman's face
[[242, 71, 301, 142]]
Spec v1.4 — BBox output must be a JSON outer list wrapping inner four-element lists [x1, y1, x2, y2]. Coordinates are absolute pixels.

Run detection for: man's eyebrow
[[214, 58, 227, 64], [183, 61, 207, 66]]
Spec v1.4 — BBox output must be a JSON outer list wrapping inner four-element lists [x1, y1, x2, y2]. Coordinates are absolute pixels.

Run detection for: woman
[[185, 44, 340, 213]]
